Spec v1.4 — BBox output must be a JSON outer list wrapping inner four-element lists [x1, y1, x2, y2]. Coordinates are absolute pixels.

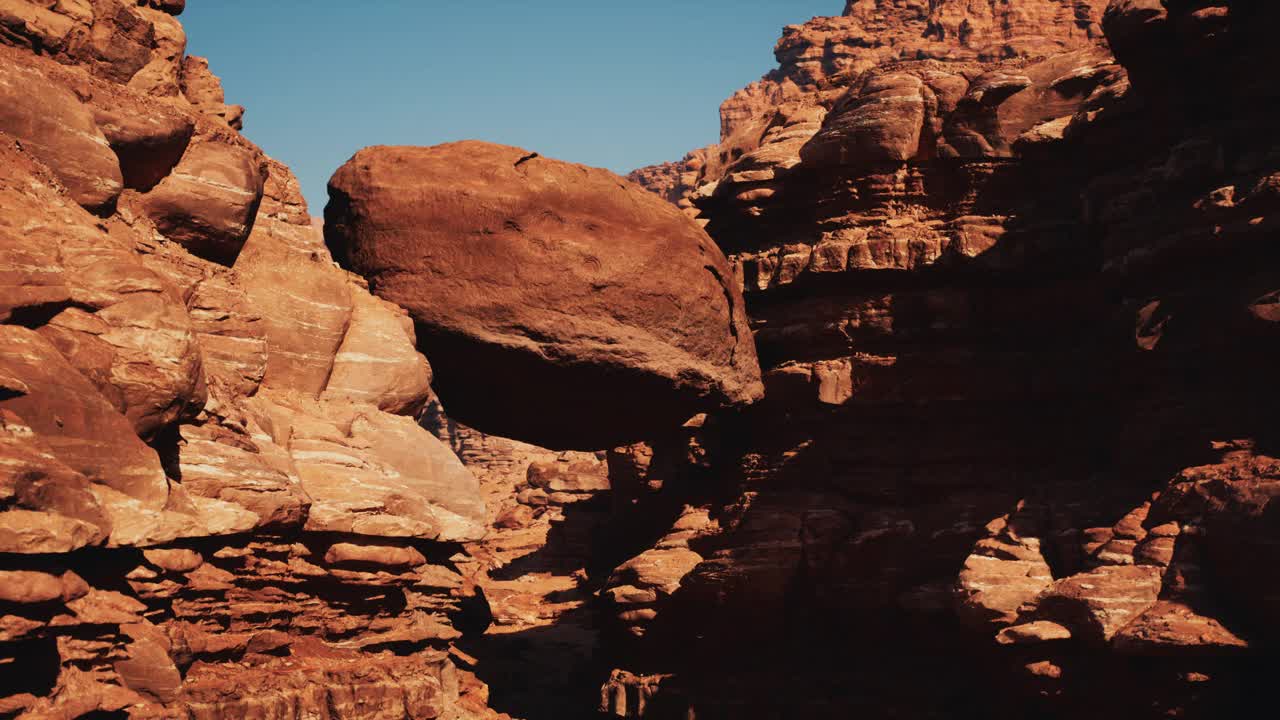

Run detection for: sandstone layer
[[2, 1, 1278, 719], [0, 3, 495, 717]]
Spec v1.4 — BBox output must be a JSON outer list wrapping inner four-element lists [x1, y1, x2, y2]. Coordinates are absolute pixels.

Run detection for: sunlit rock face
[[326, 141, 763, 450], [2, 1, 1278, 719], [0, 3, 495, 716]]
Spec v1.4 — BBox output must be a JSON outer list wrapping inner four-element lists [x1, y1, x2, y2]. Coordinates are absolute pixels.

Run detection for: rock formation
[[2, 0, 1277, 719], [326, 142, 762, 449], [0, 3, 493, 717], [611, 0, 1278, 717]]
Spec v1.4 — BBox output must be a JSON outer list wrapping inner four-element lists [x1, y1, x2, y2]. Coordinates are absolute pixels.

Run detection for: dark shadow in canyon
[[456, 604, 609, 720]]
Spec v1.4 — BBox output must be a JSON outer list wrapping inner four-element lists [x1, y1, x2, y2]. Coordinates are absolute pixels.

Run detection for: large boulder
[[0, 54, 123, 212], [140, 136, 266, 264], [325, 141, 763, 449]]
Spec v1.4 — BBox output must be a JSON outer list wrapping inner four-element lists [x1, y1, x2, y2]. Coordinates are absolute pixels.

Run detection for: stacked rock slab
[[633, 0, 1111, 221], [3, 1, 1276, 719], [619, 1, 1278, 718], [0, 2, 495, 717]]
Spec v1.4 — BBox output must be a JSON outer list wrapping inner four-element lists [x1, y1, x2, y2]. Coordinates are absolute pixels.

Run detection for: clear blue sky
[[182, 1, 837, 213]]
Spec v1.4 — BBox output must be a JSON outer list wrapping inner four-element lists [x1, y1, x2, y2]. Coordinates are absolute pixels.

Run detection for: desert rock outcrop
[[0, 3, 495, 717], [3, 1, 1278, 719], [326, 142, 763, 449]]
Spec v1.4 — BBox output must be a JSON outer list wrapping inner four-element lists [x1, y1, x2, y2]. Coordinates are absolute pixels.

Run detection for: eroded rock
[[0, 54, 122, 211], [141, 136, 266, 264], [326, 141, 763, 449]]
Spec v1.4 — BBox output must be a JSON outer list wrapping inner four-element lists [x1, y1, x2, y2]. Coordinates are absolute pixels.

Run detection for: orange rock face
[[0, 3, 495, 717], [0, 56, 123, 212], [2, 1, 1278, 719]]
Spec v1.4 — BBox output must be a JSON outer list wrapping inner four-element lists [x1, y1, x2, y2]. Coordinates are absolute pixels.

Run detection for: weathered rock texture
[[325, 142, 763, 449], [0, 3, 496, 717], [420, 405, 727, 720], [615, 0, 1279, 718], [4, 1, 1279, 719], [422, 400, 617, 718]]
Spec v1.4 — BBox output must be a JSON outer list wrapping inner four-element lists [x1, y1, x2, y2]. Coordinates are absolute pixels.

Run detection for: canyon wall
[[1, 1, 1276, 719], [615, 0, 1279, 717], [0, 4, 760, 719], [0, 2, 500, 717]]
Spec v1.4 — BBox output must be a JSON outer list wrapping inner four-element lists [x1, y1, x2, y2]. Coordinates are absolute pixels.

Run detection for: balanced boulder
[[325, 141, 763, 448]]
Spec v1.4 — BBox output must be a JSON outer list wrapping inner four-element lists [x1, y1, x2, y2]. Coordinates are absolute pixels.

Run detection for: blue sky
[[182, 0, 837, 212]]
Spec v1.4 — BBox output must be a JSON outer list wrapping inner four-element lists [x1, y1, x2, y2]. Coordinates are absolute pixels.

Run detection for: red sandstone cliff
[[0, 2, 500, 716], [1, 1, 1277, 719], [616, 0, 1277, 717]]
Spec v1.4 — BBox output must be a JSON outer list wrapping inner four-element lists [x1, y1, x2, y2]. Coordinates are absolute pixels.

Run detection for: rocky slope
[[0, 3, 762, 718], [0, 2, 491, 717]]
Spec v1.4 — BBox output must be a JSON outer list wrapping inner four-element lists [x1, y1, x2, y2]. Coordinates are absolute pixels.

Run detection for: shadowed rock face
[[326, 141, 763, 449], [609, 1, 1280, 718]]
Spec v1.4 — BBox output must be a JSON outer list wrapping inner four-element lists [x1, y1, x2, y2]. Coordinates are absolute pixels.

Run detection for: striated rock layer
[[618, 0, 1279, 718], [0, 3, 496, 718], [3, 1, 1278, 719]]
